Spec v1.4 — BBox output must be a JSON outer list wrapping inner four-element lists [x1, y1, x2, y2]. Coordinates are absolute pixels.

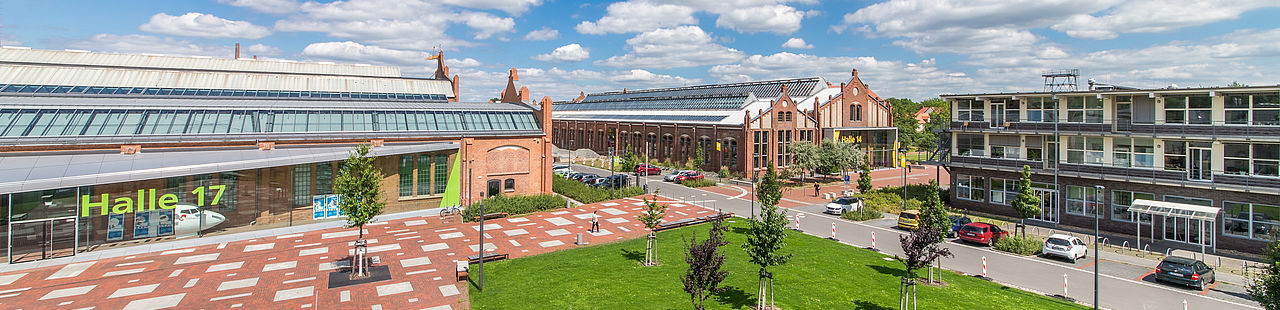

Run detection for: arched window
[[850, 105, 857, 121]]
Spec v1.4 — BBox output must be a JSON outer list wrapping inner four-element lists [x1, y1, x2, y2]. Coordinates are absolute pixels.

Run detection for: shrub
[[465, 194, 567, 221], [682, 179, 717, 188], [778, 169, 794, 181], [993, 234, 1043, 256], [553, 175, 645, 204], [903, 198, 923, 211], [718, 167, 734, 180], [840, 208, 883, 221], [861, 191, 903, 213]]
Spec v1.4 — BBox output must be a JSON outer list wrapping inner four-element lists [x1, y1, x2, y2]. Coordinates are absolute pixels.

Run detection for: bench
[[455, 260, 469, 281], [467, 252, 509, 264], [470, 212, 509, 221]]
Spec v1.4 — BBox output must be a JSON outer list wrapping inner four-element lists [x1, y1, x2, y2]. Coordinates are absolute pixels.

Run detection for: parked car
[[591, 175, 629, 188], [664, 170, 691, 182], [897, 210, 921, 230], [1041, 234, 1088, 262], [825, 197, 863, 215], [552, 163, 570, 170], [634, 164, 662, 175], [567, 173, 589, 181], [573, 173, 600, 183], [553, 166, 573, 176], [1155, 256, 1216, 290], [946, 215, 972, 238], [674, 170, 704, 182], [957, 222, 1009, 246]]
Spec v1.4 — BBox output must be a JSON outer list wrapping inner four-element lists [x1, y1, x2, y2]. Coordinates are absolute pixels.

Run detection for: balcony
[[947, 156, 1280, 195], [947, 119, 1280, 141], [950, 155, 1042, 170]]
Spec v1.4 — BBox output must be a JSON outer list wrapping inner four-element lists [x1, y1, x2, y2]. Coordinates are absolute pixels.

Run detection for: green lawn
[[468, 220, 1084, 309]]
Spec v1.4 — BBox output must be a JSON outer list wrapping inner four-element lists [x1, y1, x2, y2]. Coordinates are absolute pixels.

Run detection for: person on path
[[590, 210, 600, 232], [813, 183, 821, 197]]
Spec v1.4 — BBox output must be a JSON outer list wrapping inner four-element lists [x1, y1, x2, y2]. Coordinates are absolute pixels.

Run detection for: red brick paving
[[0, 195, 711, 310]]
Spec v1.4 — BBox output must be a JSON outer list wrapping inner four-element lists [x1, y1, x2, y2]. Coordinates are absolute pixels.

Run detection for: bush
[[993, 234, 1043, 256], [861, 191, 903, 213], [840, 208, 883, 221], [465, 194, 567, 221], [681, 179, 717, 188], [718, 167, 735, 180], [778, 169, 795, 181], [553, 175, 645, 204]]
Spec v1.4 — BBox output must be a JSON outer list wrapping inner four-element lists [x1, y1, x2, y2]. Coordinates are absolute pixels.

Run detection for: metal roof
[[583, 77, 822, 102], [556, 94, 752, 111], [0, 142, 458, 194], [0, 64, 455, 96], [0, 96, 529, 111], [1, 47, 402, 77], [554, 114, 730, 123], [1128, 199, 1220, 222]]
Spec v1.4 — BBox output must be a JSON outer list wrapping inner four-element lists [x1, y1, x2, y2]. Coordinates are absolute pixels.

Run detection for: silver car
[[664, 170, 691, 182]]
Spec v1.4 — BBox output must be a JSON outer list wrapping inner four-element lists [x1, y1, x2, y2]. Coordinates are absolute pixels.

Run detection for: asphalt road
[[573, 164, 1260, 310]]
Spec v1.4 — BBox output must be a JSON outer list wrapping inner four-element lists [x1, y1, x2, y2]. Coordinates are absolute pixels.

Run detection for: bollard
[[872, 232, 877, 249], [1217, 256, 1222, 268], [1099, 237, 1108, 249], [1142, 245, 1150, 258], [794, 214, 801, 231], [1183, 299, 1188, 310], [1064, 273, 1069, 297], [982, 256, 988, 278], [1121, 241, 1129, 253], [576, 233, 582, 245], [1166, 248, 1174, 257], [830, 222, 837, 240]]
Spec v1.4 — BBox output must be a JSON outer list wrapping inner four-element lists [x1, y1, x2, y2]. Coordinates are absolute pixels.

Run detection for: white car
[[1042, 234, 1088, 262], [664, 170, 691, 182], [824, 197, 863, 215], [173, 204, 227, 235]]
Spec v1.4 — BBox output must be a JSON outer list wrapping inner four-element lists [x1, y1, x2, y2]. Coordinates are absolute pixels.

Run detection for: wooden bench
[[467, 252, 509, 264], [471, 212, 509, 221]]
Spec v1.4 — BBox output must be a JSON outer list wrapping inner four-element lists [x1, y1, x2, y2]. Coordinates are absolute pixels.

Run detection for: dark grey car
[[1155, 256, 1216, 290]]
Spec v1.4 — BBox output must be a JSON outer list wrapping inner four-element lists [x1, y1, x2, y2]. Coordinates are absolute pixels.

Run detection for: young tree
[[1250, 237, 1280, 310], [689, 145, 705, 171], [918, 180, 950, 240], [819, 138, 863, 176], [638, 197, 668, 266], [335, 144, 386, 277], [744, 163, 791, 310], [621, 151, 640, 172], [1009, 165, 1042, 236], [857, 161, 873, 195], [684, 217, 730, 310], [898, 218, 954, 308]]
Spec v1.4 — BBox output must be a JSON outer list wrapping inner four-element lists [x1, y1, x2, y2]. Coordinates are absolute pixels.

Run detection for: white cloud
[[246, 43, 284, 56], [459, 12, 516, 39], [274, 0, 524, 49], [598, 26, 745, 69], [441, 0, 543, 15], [62, 34, 235, 57], [838, 0, 1113, 54], [523, 27, 560, 40], [1051, 0, 1280, 40], [781, 37, 812, 49], [709, 52, 973, 100], [576, 1, 697, 35], [300, 41, 426, 66], [140, 12, 272, 39], [217, 0, 299, 14], [609, 69, 701, 87], [715, 4, 805, 34], [533, 43, 590, 62]]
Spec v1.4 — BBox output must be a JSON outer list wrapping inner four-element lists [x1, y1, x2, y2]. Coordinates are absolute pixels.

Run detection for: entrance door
[[1116, 103, 1132, 132], [9, 217, 77, 264], [1033, 189, 1059, 223], [990, 102, 1006, 128], [1188, 147, 1213, 181]]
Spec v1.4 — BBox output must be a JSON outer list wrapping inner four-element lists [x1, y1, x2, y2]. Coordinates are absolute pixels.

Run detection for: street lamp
[[751, 171, 759, 219], [1093, 184, 1103, 310], [900, 149, 907, 212]]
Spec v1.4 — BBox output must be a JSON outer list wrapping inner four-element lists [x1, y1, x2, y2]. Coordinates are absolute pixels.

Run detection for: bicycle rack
[[1141, 245, 1150, 258], [1120, 241, 1129, 253], [1165, 248, 1174, 257]]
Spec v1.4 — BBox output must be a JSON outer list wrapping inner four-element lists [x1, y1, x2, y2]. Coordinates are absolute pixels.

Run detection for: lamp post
[[900, 149, 907, 212], [751, 171, 759, 219], [568, 139, 575, 168], [1093, 184, 1103, 310]]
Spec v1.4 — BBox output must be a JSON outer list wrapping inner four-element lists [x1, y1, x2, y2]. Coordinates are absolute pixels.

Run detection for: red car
[[674, 171, 704, 182], [957, 222, 1008, 246], [634, 164, 661, 175]]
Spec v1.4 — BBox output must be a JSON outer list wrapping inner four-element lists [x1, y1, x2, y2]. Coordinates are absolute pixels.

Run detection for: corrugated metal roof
[[583, 77, 822, 102], [0, 65, 454, 96], [0, 47, 402, 77], [555, 114, 730, 123], [555, 94, 751, 111]]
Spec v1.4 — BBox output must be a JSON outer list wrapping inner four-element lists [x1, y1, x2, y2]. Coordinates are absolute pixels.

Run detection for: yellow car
[[897, 210, 921, 231]]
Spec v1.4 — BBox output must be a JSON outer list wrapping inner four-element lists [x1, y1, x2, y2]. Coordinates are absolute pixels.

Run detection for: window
[[1165, 141, 1187, 171], [1164, 95, 1212, 125], [292, 164, 312, 206], [777, 111, 792, 122], [1113, 138, 1155, 168], [1026, 147, 1043, 162], [399, 155, 414, 197], [989, 178, 1017, 205], [316, 162, 333, 195], [487, 179, 501, 197], [1111, 190, 1154, 224], [1067, 96, 1103, 123], [1225, 93, 1279, 125], [956, 175, 986, 201], [1225, 143, 1280, 177], [416, 155, 432, 196], [955, 99, 984, 121], [1224, 201, 1280, 240], [1067, 136, 1104, 164], [851, 105, 862, 121], [504, 178, 516, 192], [956, 134, 985, 156], [434, 154, 449, 194], [753, 131, 769, 168], [1066, 185, 1102, 216], [990, 146, 1021, 159], [777, 130, 792, 166]]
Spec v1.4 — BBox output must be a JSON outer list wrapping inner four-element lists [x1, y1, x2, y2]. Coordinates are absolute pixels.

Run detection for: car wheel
[[1197, 280, 1205, 291]]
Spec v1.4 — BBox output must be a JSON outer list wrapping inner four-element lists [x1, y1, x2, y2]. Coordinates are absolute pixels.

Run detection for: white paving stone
[[551, 211, 570, 215], [103, 268, 146, 277], [243, 243, 275, 252], [617, 226, 631, 232], [589, 229, 614, 236], [670, 203, 686, 207], [160, 248, 196, 255], [206, 261, 244, 273], [173, 253, 220, 265], [299, 247, 328, 256], [509, 240, 522, 247], [470, 224, 502, 231], [46, 262, 95, 280], [421, 243, 449, 252], [218, 278, 259, 291], [319, 260, 351, 271], [121, 293, 185, 310], [350, 244, 401, 255], [183, 279, 199, 288], [545, 217, 573, 226], [439, 232, 465, 239], [506, 217, 530, 223], [423, 305, 453, 310], [339, 290, 351, 302], [400, 257, 432, 268], [468, 243, 497, 253], [546, 229, 570, 237], [538, 240, 564, 248], [0, 273, 27, 285], [502, 229, 529, 236], [39, 285, 96, 300], [404, 220, 428, 226], [631, 202, 646, 206], [209, 292, 252, 301], [321, 230, 362, 239], [438, 284, 460, 297], [607, 218, 629, 224], [600, 202, 619, 207], [573, 214, 594, 219], [108, 284, 159, 299], [114, 260, 153, 267], [262, 261, 297, 272], [282, 276, 316, 284], [375, 282, 413, 296], [276, 233, 304, 239], [599, 208, 627, 215], [273, 287, 314, 302]]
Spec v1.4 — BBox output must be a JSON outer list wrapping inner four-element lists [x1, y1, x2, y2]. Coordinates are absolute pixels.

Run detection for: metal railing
[[947, 155, 1280, 195], [945, 119, 1280, 141]]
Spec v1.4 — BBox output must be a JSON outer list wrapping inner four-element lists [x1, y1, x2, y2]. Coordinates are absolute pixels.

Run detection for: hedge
[[553, 175, 645, 204], [840, 208, 884, 221], [994, 234, 1043, 256], [465, 194, 567, 221], [681, 179, 717, 188]]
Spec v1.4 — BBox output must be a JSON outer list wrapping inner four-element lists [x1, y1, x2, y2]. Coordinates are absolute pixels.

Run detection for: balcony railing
[[947, 119, 1280, 140], [948, 154, 1280, 195]]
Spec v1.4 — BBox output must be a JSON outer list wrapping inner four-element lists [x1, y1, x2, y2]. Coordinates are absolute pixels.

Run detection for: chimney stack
[[235, 43, 240, 59]]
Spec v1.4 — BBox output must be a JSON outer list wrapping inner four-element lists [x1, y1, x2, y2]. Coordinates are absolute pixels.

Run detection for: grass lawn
[[468, 220, 1084, 309]]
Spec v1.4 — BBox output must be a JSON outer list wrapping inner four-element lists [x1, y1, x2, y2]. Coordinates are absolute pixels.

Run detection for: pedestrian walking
[[590, 210, 600, 232], [813, 183, 821, 197]]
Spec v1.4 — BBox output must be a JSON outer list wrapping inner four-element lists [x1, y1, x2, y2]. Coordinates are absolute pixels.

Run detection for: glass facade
[[0, 84, 449, 102]]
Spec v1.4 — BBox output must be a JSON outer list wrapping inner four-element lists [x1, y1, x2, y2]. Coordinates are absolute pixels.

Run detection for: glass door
[[1116, 103, 1132, 132], [1188, 147, 1213, 181], [990, 102, 1006, 128], [1034, 189, 1058, 223], [8, 216, 77, 264]]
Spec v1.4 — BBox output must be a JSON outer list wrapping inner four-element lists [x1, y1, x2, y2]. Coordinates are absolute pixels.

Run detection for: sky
[[1, 0, 1279, 102]]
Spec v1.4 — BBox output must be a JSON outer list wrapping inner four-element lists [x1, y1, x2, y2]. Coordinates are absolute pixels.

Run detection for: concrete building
[[940, 84, 1280, 254], [551, 69, 897, 175], [0, 47, 553, 263]]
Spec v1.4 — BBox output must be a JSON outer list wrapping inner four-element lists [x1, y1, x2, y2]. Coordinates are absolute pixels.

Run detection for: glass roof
[[582, 77, 820, 102], [0, 84, 449, 102], [556, 114, 730, 123], [1128, 199, 1220, 222]]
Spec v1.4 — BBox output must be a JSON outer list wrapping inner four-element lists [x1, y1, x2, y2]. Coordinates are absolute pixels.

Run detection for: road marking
[[1077, 261, 1096, 270], [1200, 282, 1219, 296], [1135, 269, 1157, 282]]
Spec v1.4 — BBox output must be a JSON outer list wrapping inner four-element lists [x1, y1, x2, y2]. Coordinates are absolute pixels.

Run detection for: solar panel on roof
[[556, 114, 729, 123]]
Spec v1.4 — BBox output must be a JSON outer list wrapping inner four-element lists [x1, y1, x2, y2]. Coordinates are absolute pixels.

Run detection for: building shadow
[[711, 285, 752, 309], [619, 248, 644, 263]]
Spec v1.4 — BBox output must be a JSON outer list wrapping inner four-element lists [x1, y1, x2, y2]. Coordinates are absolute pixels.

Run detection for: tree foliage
[[638, 197, 667, 231], [789, 140, 822, 178], [689, 146, 705, 171], [819, 138, 863, 175], [1250, 237, 1280, 310], [917, 180, 950, 241], [744, 162, 791, 274], [857, 162, 874, 195], [1010, 165, 1042, 236], [335, 144, 385, 239], [887, 97, 950, 151], [898, 219, 953, 279], [683, 217, 730, 310], [620, 151, 640, 172]]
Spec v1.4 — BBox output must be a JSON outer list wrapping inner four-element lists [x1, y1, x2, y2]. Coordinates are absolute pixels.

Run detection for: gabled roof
[[559, 77, 822, 112]]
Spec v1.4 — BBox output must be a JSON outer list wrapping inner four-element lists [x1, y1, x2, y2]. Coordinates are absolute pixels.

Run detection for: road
[[578, 164, 1260, 310]]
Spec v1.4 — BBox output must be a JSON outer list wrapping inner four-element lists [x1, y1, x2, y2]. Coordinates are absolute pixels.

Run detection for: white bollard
[[982, 256, 988, 278], [1064, 273, 1069, 296], [831, 222, 837, 239], [1183, 299, 1188, 310], [795, 214, 801, 229], [871, 231, 877, 249]]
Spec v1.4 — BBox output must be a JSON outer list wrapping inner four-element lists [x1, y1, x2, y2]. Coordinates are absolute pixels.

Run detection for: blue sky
[[2, 0, 1279, 102]]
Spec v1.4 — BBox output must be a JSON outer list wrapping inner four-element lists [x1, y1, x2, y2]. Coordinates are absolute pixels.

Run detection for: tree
[[689, 145, 705, 171], [684, 217, 730, 310], [1009, 165, 1042, 236], [917, 180, 949, 240], [1250, 237, 1280, 310], [819, 138, 863, 175], [789, 140, 821, 183], [744, 162, 791, 310], [637, 197, 667, 266], [620, 151, 640, 172], [335, 144, 386, 277], [898, 221, 954, 308], [857, 161, 873, 195]]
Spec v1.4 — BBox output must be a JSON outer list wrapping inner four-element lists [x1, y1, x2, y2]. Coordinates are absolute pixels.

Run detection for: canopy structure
[[1128, 199, 1220, 222]]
